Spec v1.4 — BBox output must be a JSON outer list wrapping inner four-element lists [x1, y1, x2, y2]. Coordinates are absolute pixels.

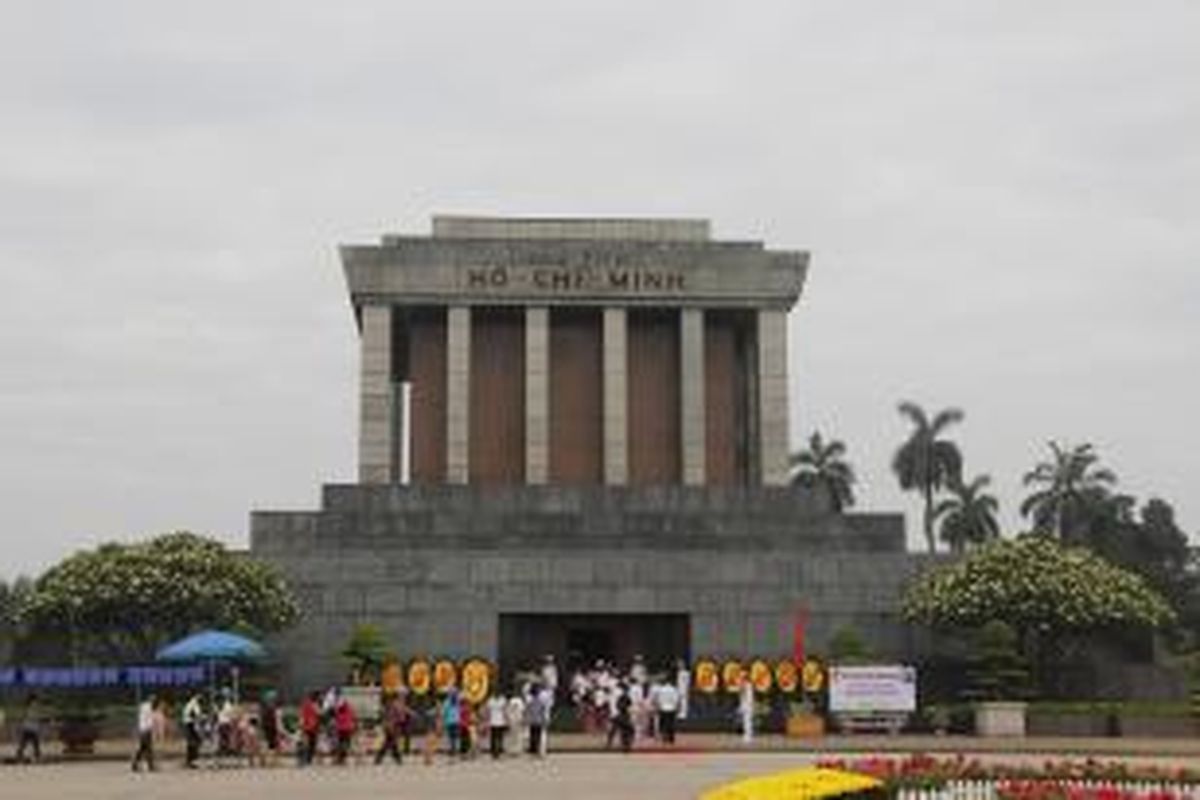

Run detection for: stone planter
[[974, 701, 1027, 737], [785, 712, 825, 738], [58, 717, 101, 755], [1026, 710, 1111, 737], [1117, 714, 1197, 738]]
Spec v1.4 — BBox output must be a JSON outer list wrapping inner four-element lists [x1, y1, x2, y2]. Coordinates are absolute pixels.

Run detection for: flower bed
[[815, 756, 1200, 798], [700, 767, 883, 800]]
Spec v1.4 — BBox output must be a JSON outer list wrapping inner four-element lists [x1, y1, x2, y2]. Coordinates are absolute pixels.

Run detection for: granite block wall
[[251, 485, 925, 695]]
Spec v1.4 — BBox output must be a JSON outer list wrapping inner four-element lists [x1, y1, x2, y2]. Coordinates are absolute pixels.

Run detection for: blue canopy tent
[[157, 631, 266, 663], [156, 630, 268, 702]]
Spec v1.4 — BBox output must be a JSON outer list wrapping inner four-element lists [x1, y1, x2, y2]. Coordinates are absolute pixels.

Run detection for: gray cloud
[[2, 0, 1197, 575]]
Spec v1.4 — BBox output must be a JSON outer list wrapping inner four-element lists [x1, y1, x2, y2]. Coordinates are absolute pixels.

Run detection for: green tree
[[892, 402, 964, 552], [903, 534, 1174, 694], [1020, 441, 1117, 543], [903, 535, 1174, 633], [0, 576, 32, 660], [827, 624, 871, 664], [789, 431, 856, 512], [19, 532, 300, 661], [1086, 497, 1200, 647], [964, 620, 1032, 701], [342, 622, 392, 682], [933, 474, 1001, 553]]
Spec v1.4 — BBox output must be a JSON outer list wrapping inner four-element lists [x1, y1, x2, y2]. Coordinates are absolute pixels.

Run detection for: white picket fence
[[895, 780, 1200, 800]]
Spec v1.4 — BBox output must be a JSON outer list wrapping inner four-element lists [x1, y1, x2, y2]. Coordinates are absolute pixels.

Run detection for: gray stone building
[[251, 216, 925, 693]]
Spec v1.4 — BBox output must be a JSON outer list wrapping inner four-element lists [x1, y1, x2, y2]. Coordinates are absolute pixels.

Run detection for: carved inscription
[[462, 265, 686, 294]]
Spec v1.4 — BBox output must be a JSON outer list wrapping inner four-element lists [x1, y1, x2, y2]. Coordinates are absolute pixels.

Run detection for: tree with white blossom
[[18, 531, 300, 661]]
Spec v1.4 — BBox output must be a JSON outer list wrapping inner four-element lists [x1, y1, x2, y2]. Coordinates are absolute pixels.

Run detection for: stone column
[[680, 308, 706, 485], [602, 307, 628, 485], [757, 309, 790, 486], [358, 304, 394, 483], [525, 307, 550, 484], [446, 305, 471, 484]]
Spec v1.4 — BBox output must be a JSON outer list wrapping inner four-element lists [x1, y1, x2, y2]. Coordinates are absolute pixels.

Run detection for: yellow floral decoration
[[433, 659, 458, 694], [461, 659, 490, 704], [774, 660, 799, 694], [722, 660, 745, 693], [695, 659, 720, 694], [407, 660, 432, 696], [801, 659, 825, 694], [749, 659, 773, 694]]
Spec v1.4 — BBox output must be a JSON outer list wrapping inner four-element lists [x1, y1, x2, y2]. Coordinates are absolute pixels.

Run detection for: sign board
[[828, 665, 917, 714], [341, 686, 383, 721]]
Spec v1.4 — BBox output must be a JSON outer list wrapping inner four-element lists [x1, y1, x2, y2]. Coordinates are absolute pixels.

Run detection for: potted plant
[[56, 704, 104, 755], [965, 620, 1031, 736]]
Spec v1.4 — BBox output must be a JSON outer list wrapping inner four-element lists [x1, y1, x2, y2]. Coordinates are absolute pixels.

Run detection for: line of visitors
[[567, 655, 687, 751]]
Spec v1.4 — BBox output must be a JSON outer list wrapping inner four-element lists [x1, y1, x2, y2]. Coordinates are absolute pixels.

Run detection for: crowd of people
[[564, 655, 688, 751], [3, 653, 752, 770]]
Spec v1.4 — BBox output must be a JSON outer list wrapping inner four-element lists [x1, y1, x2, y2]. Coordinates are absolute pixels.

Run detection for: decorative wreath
[[433, 659, 458, 694], [380, 660, 404, 694], [774, 660, 799, 694], [749, 659, 773, 694], [721, 660, 745, 693], [694, 659, 720, 694], [461, 659, 490, 705], [407, 660, 432, 696], [801, 658, 825, 694]]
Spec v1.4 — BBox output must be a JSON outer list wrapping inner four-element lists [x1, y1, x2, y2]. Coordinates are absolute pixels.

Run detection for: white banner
[[828, 665, 917, 714]]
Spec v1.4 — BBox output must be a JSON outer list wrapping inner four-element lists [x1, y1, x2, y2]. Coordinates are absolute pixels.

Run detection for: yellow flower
[[701, 767, 882, 800]]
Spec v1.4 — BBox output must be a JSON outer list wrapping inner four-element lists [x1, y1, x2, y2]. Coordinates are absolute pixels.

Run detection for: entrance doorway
[[498, 613, 690, 683]]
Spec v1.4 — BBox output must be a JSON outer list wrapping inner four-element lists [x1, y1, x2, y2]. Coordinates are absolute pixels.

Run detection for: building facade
[[251, 216, 924, 692]]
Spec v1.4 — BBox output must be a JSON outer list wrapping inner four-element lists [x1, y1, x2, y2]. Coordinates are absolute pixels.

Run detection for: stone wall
[[251, 485, 928, 694]]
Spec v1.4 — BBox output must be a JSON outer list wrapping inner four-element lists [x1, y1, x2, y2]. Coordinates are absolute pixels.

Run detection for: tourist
[[333, 694, 357, 765], [240, 708, 265, 768], [440, 688, 462, 757], [181, 692, 205, 768], [260, 691, 282, 766], [421, 704, 441, 765], [654, 678, 680, 745], [605, 680, 624, 750], [485, 690, 507, 759], [540, 654, 559, 705], [375, 693, 406, 765], [630, 654, 647, 686], [130, 694, 157, 772], [569, 668, 591, 730], [737, 676, 755, 744], [524, 682, 548, 758], [458, 694, 474, 758], [628, 678, 647, 741], [675, 659, 691, 722], [216, 690, 237, 758], [15, 693, 43, 763], [392, 689, 413, 755], [505, 687, 526, 756], [299, 691, 321, 765], [614, 682, 634, 753]]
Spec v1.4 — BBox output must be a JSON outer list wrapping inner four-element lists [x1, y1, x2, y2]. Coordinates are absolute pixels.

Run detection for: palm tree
[[892, 402, 965, 553], [933, 474, 1001, 552], [1020, 441, 1117, 542], [789, 431, 856, 512]]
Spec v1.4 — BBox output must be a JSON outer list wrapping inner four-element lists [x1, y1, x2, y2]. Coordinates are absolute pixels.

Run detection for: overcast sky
[[2, 1, 1197, 578]]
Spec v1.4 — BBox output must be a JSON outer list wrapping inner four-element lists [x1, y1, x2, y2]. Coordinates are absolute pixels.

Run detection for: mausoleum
[[251, 216, 923, 692]]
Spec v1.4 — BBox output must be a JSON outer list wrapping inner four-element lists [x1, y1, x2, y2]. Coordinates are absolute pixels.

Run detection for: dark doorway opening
[[497, 613, 690, 686]]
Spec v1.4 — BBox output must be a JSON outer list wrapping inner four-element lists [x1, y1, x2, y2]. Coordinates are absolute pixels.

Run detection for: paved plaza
[[7, 743, 1200, 800]]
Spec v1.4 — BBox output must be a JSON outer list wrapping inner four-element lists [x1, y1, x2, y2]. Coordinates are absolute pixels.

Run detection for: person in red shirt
[[334, 695, 357, 765], [299, 691, 322, 765]]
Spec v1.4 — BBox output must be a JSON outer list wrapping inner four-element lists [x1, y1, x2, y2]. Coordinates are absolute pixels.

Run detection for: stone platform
[[251, 484, 924, 694]]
